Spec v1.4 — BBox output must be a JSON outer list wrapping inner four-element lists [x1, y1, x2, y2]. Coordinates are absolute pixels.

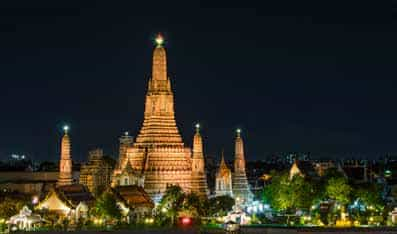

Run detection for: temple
[[232, 129, 253, 203], [57, 126, 73, 186], [110, 35, 255, 203], [112, 34, 193, 200], [190, 124, 209, 197], [37, 127, 93, 221]]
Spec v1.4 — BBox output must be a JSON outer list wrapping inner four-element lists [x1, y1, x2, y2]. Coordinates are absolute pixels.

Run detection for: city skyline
[[0, 1, 396, 161]]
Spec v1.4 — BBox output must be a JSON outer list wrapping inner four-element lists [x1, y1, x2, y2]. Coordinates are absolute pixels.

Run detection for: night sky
[[0, 1, 396, 162]]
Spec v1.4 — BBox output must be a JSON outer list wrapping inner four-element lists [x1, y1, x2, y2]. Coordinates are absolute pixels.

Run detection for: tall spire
[[135, 33, 183, 146], [191, 123, 209, 197], [152, 33, 167, 81], [57, 125, 73, 186], [192, 123, 203, 158], [220, 149, 228, 170], [235, 128, 245, 163], [232, 128, 253, 203]]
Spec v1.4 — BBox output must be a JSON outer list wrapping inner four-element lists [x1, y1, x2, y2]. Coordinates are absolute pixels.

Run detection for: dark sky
[[0, 1, 396, 162]]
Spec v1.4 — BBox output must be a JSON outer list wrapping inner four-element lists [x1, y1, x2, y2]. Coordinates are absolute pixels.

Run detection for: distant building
[[289, 160, 318, 180], [313, 161, 335, 177], [79, 148, 114, 196], [341, 160, 369, 184], [0, 171, 79, 195]]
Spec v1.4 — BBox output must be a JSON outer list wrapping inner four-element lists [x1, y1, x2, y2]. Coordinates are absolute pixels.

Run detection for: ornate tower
[[215, 151, 233, 197], [232, 129, 253, 203], [116, 132, 134, 169], [57, 126, 73, 186], [113, 34, 192, 200], [190, 124, 209, 197]]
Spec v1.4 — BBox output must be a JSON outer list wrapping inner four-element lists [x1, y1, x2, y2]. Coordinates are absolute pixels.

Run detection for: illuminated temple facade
[[111, 36, 253, 203], [112, 36, 205, 200]]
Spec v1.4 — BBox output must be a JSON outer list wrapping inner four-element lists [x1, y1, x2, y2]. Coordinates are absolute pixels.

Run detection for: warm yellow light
[[155, 34, 164, 46]]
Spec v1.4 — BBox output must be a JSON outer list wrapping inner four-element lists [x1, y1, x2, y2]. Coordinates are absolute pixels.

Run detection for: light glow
[[181, 217, 191, 225], [155, 34, 164, 46], [63, 125, 69, 133]]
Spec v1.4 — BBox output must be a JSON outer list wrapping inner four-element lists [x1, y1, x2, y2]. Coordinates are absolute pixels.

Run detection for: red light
[[181, 217, 191, 225]]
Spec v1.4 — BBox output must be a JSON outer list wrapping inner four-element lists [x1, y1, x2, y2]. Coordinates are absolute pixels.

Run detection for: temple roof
[[56, 184, 94, 207], [217, 153, 231, 177], [113, 185, 154, 208], [38, 184, 94, 210]]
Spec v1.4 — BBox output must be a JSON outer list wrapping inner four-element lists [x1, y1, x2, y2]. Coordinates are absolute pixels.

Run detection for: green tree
[[262, 172, 316, 212], [0, 197, 26, 219], [205, 196, 235, 217], [92, 192, 121, 222], [181, 193, 204, 218], [325, 177, 352, 205], [157, 185, 185, 225], [354, 184, 383, 209]]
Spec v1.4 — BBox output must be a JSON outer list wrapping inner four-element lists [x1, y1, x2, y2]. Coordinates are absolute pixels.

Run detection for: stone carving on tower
[[112, 34, 192, 201], [215, 151, 233, 197], [190, 124, 209, 197], [231, 129, 253, 203], [57, 126, 74, 186]]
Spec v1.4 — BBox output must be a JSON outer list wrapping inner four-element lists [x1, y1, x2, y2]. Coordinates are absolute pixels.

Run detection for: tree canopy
[[92, 192, 121, 221], [325, 177, 352, 205], [262, 172, 316, 212]]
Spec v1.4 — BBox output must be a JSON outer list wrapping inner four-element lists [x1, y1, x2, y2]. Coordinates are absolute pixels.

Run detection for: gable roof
[[37, 184, 94, 210], [112, 185, 154, 208]]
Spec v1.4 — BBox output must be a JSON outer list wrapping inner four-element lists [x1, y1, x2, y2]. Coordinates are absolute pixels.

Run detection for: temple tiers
[[231, 129, 253, 203], [190, 124, 209, 197], [57, 126, 73, 186], [112, 35, 193, 200]]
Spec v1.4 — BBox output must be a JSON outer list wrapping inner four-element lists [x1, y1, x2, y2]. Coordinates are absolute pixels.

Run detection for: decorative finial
[[236, 128, 241, 137], [63, 125, 69, 134], [124, 131, 129, 136], [155, 33, 164, 47], [195, 123, 200, 133]]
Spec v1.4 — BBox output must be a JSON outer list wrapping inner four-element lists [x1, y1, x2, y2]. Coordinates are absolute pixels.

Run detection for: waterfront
[[18, 227, 397, 234]]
